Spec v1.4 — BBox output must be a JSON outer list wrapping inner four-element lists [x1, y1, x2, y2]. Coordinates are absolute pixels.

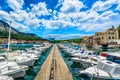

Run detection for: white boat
[[71, 51, 108, 65], [0, 56, 28, 78], [9, 55, 35, 67], [0, 75, 13, 80], [79, 53, 120, 79]]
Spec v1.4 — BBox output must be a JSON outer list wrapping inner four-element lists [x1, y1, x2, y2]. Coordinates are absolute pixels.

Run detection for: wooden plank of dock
[[35, 44, 73, 80]]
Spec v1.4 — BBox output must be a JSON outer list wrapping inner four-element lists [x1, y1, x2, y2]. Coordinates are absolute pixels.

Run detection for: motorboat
[[79, 53, 120, 79], [0, 56, 28, 78], [8, 55, 35, 67]]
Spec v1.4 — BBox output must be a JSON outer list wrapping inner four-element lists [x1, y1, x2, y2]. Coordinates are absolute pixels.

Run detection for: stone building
[[82, 26, 120, 48]]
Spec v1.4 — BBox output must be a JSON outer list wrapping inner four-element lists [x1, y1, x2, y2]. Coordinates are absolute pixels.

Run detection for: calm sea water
[[0, 44, 51, 80], [14, 45, 52, 80], [0, 44, 33, 53], [1, 44, 118, 80], [60, 50, 86, 80]]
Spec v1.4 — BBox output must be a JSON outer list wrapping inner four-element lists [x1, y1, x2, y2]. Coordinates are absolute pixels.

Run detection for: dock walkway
[[35, 44, 73, 80]]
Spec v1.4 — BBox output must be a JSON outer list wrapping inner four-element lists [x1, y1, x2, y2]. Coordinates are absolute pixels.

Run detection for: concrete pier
[[35, 44, 73, 80]]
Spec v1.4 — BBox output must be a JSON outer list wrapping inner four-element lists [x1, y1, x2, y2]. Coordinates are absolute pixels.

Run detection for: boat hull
[[18, 60, 35, 67]]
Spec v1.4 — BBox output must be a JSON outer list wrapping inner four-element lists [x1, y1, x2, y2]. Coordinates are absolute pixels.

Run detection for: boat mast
[[7, 21, 12, 53]]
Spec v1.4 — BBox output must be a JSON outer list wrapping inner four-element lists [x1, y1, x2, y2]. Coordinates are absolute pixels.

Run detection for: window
[[112, 37, 114, 39]]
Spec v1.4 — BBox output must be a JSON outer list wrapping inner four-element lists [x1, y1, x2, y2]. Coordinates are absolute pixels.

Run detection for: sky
[[0, 0, 120, 40]]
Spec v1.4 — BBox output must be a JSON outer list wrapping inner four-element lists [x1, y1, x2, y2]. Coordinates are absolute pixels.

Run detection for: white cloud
[[58, 12, 87, 22], [11, 21, 29, 32], [31, 2, 50, 16], [92, 0, 118, 11], [40, 19, 75, 29], [116, 4, 120, 11], [80, 11, 99, 23], [43, 33, 91, 40], [0, 1, 51, 32], [0, 0, 120, 40], [24, 18, 40, 28], [78, 10, 120, 32], [60, 0, 83, 13], [0, 10, 11, 21], [94, 10, 119, 23], [55, 0, 64, 8], [7, 0, 24, 11]]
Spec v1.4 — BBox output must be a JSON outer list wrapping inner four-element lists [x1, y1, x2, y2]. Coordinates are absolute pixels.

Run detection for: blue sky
[[0, 0, 120, 40]]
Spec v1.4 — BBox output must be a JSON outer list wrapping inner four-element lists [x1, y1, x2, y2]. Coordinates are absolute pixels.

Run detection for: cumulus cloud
[[80, 11, 99, 23], [60, 0, 83, 13], [116, 4, 120, 10], [0, 0, 120, 39], [40, 19, 75, 29], [31, 2, 50, 16], [24, 18, 40, 28], [91, 0, 117, 11], [11, 21, 29, 32], [7, 0, 24, 11], [0, 10, 11, 21], [44, 33, 91, 40], [78, 10, 120, 32]]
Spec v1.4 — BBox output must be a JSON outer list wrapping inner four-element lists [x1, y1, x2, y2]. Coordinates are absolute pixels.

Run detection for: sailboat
[[0, 21, 28, 78]]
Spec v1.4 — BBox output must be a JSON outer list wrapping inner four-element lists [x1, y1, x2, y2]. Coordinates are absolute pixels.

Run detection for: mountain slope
[[0, 20, 46, 41]]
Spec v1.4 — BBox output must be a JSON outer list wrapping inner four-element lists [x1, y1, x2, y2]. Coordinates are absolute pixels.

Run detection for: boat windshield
[[113, 67, 120, 75], [102, 64, 114, 73], [107, 55, 120, 64], [0, 57, 5, 62], [97, 61, 114, 73], [106, 55, 114, 62], [97, 62, 104, 69], [113, 56, 120, 64]]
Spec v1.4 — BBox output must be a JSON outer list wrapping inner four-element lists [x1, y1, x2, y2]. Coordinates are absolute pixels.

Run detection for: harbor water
[[1, 44, 120, 80], [14, 44, 52, 80], [0, 44, 52, 80]]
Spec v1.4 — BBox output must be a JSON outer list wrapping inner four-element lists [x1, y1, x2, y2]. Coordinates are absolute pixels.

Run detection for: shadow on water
[[15, 46, 52, 80]]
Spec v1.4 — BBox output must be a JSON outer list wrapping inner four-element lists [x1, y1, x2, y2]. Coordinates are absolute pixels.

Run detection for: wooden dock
[[35, 44, 73, 80]]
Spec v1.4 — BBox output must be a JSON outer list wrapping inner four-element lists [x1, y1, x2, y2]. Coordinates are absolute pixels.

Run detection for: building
[[82, 26, 120, 48]]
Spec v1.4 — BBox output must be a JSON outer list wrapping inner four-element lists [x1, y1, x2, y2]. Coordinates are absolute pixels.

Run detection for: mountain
[[0, 20, 46, 41], [54, 38, 82, 43]]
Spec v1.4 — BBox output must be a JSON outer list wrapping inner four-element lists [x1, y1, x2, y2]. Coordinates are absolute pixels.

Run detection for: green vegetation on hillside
[[0, 20, 47, 41], [54, 38, 82, 43], [0, 31, 43, 41]]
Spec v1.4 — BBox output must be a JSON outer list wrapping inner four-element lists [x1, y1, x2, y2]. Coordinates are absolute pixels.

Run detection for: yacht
[[71, 51, 108, 65], [0, 56, 28, 78], [9, 55, 35, 67], [79, 53, 120, 79]]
